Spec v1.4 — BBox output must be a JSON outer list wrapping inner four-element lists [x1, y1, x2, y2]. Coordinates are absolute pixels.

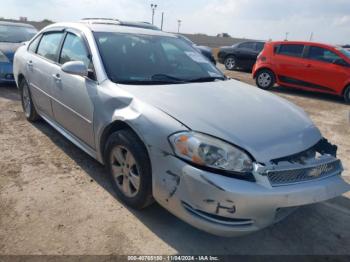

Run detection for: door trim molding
[[278, 75, 335, 93]]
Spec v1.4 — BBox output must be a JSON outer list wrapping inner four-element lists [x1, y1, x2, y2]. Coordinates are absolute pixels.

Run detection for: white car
[[13, 19, 349, 237]]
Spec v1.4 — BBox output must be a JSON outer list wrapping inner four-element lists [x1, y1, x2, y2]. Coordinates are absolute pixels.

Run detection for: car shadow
[[0, 83, 21, 101], [271, 85, 348, 105], [32, 120, 350, 255]]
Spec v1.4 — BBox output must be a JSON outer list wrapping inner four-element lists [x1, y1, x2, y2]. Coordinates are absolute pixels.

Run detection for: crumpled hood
[[120, 79, 322, 162]]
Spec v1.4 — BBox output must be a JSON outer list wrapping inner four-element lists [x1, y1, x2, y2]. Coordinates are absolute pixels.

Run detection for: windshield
[[0, 25, 37, 43], [94, 32, 224, 84], [338, 47, 350, 59]]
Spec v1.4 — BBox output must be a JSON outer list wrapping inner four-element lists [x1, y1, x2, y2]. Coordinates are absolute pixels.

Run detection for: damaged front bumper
[[151, 150, 349, 237]]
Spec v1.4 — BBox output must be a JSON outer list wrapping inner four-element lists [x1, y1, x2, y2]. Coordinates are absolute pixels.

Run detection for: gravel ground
[[0, 67, 349, 255]]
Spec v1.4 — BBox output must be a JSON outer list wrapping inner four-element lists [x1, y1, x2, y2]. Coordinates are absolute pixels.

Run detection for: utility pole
[[177, 19, 182, 33], [309, 32, 314, 41], [151, 4, 157, 25], [285, 32, 289, 41], [161, 12, 164, 31]]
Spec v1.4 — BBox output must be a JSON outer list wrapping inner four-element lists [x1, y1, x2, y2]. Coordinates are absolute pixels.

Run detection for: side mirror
[[61, 61, 88, 77]]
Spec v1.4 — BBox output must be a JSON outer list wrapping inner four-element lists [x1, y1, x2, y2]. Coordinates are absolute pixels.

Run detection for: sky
[[1, 0, 350, 44]]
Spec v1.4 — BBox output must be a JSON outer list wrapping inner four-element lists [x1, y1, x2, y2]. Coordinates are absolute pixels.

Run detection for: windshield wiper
[[187, 76, 226, 83], [151, 74, 186, 83], [111, 75, 225, 85], [113, 78, 184, 85]]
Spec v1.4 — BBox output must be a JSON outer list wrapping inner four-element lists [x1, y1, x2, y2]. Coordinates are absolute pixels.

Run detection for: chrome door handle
[[52, 73, 61, 82]]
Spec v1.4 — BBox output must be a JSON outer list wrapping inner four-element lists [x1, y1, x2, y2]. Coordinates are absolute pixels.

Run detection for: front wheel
[[20, 79, 40, 122], [105, 129, 154, 209], [255, 69, 276, 90], [344, 85, 350, 104]]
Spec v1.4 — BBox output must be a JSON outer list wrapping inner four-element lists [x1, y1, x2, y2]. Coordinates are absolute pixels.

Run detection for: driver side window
[[239, 42, 255, 50], [59, 33, 92, 69]]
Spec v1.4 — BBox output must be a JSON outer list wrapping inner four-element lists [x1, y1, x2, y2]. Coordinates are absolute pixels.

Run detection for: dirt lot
[[0, 67, 350, 255]]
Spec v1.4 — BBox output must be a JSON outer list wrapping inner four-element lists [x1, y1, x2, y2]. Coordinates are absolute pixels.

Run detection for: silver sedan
[[13, 20, 349, 237]]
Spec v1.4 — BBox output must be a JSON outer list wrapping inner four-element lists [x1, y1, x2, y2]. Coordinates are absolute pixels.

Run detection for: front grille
[[266, 159, 342, 186]]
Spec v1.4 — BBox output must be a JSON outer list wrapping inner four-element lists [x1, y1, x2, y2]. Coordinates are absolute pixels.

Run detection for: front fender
[[93, 81, 188, 164]]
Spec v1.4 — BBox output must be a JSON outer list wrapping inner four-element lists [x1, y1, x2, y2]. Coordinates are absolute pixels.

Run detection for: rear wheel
[[20, 79, 40, 122], [224, 56, 237, 70], [255, 69, 275, 90], [344, 85, 350, 104], [105, 129, 154, 209]]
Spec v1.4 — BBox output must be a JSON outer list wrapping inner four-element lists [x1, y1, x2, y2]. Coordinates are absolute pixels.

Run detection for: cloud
[[1, 0, 349, 44], [334, 15, 350, 26], [180, 0, 350, 44]]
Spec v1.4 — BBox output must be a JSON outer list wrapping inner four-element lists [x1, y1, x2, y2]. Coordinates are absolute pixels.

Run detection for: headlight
[[0, 51, 10, 63], [169, 131, 253, 173]]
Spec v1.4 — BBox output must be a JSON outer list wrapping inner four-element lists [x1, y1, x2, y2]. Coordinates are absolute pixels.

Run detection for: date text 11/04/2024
[[127, 256, 220, 261]]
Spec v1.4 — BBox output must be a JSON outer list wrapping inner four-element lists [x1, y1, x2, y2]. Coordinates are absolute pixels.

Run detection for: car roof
[[238, 40, 266, 44], [0, 21, 36, 28], [267, 40, 336, 49], [43, 21, 176, 38], [118, 21, 160, 30], [80, 18, 160, 30]]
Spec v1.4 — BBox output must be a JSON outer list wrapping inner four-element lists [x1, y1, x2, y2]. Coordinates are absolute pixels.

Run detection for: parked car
[[342, 45, 350, 51], [14, 22, 349, 237], [177, 34, 216, 65], [0, 21, 37, 84], [253, 41, 350, 103], [218, 41, 265, 71]]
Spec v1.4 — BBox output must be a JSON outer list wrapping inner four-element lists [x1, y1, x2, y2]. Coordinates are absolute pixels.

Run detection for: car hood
[[0, 42, 23, 61], [119, 80, 322, 162]]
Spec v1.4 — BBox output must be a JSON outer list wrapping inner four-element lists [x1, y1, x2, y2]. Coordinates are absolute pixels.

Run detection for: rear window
[[277, 44, 304, 57], [256, 42, 265, 52], [0, 24, 37, 43]]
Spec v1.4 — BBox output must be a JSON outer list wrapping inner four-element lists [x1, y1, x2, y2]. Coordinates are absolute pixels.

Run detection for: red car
[[252, 41, 350, 103]]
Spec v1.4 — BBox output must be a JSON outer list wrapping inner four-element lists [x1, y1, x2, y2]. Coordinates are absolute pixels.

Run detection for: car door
[[302, 45, 349, 94], [50, 31, 96, 148], [26, 31, 65, 118], [236, 42, 258, 68], [273, 44, 306, 85]]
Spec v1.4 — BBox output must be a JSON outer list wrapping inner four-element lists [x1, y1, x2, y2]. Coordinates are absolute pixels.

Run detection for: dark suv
[[218, 41, 265, 71]]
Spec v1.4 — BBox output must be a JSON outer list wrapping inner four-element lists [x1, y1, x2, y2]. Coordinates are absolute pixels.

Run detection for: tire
[[344, 85, 350, 104], [224, 55, 237, 70], [105, 129, 154, 209], [255, 69, 276, 90], [20, 79, 40, 122]]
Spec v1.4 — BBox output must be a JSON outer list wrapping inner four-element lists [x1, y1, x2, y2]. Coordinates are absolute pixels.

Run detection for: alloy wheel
[[22, 83, 32, 118], [257, 72, 272, 88], [225, 57, 236, 70], [110, 145, 140, 198]]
